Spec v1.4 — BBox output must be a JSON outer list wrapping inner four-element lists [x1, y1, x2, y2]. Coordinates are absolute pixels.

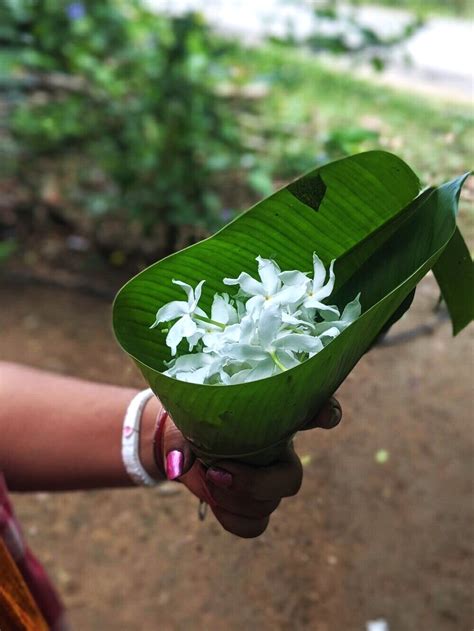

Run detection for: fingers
[[202, 445, 302, 537], [301, 396, 342, 431], [206, 444, 303, 501], [180, 460, 215, 505], [161, 414, 195, 480], [180, 461, 274, 537], [207, 484, 281, 519], [211, 507, 270, 539], [177, 442, 306, 539]]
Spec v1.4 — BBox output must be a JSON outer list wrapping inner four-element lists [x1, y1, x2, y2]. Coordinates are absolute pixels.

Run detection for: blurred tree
[[1, 0, 244, 254]]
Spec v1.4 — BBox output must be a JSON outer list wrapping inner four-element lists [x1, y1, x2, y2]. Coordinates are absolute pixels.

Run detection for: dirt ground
[[0, 273, 472, 631]]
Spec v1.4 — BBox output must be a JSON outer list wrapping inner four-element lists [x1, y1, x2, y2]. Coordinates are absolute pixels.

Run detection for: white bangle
[[122, 388, 160, 487]]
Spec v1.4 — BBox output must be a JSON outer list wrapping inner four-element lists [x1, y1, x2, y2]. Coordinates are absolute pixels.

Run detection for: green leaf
[[433, 226, 474, 335], [113, 151, 471, 465]]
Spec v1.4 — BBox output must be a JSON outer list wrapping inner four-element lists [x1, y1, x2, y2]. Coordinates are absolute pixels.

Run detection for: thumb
[[161, 413, 196, 480], [300, 397, 342, 431]]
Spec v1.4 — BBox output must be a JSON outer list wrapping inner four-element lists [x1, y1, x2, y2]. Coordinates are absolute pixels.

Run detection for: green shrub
[[1, 1, 245, 246]]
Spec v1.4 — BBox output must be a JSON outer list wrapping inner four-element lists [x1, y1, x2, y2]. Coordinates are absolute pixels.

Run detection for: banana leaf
[[113, 151, 472, 465]]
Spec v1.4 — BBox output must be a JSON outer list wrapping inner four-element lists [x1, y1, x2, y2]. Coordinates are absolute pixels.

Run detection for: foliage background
[[1, 1, 250, 257], [2, 0, 471, 273]]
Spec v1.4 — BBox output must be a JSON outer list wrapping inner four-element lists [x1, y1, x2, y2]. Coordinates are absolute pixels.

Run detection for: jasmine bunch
[[150, 254, 361, 384]]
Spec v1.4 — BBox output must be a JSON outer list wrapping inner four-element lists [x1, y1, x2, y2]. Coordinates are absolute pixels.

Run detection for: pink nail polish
[[166, 450, 183, 480], [207, 467, 233, 488]]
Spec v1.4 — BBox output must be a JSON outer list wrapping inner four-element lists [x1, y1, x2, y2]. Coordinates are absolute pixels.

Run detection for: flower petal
[[223, 343, 267, 362], [172, 280, 194, 302], [312, 253, 327, 290], [258, 304, 282, 349], [321, 306, 341, 322], [303, 297, 339, 315], [194, 306, 208, 320], [257, 256, 281, 295], [193, 280, 205, 307], [274, 333, 323, 354], [175, 366, 209, 384], [313, 320, 342, 335], [271, 284, 307, 307], [246, 294, 266, 317], [187, 331, 204, 352], [150, 300, 189, 328], [171, 279, 205, 310], [166, 314, 197, 356], [228, 369, 254, 384], [239, 314, 257, 344], [223, 272, 265, 296], [202, 322, 241, 350], [245, 358, 278, 382], [279, 270, 310, 287], [211, 294, 231, 324], [275, 349, 301, 370], [341, 293, 362, 324], [165, 352, 209, 374], [222, 293, 239, 324], [281, 310, 316, 331], [313, 259, 335, 301]]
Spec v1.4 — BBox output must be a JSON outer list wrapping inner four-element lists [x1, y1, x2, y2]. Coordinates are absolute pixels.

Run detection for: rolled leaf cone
[[113, 151, 473, 465]]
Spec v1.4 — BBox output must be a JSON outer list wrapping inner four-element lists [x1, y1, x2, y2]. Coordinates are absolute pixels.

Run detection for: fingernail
[[166, 450, 183, 480], [329, 397, 342, 427], [206, 467, 233, 488]]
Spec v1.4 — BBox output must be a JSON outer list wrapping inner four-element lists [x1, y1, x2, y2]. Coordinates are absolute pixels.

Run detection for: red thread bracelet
[[152, 407, 168, 477]]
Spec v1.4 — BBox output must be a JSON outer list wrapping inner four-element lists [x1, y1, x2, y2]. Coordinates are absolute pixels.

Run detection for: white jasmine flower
[[210, 293, 238, 325], [150, 280, 206, 355], [301, 254, 339, 316], [196, 294, 241, 352], [164, 352, 209, 376], [224, 256, 306, 316], [164, 351, 226, 384], [223, 305, 323, 381], [202, 322, 241, 352], [277, 255, 339, 316]]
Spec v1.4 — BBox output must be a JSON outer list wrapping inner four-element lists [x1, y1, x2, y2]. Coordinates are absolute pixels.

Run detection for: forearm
[[0, 362, 164, 491]]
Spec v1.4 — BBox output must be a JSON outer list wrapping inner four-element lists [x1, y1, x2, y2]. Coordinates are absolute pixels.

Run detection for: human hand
[[158, 397, 342, 538]]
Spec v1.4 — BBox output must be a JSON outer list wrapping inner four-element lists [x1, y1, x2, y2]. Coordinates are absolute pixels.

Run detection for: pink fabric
[[0, 473, 68, 631]]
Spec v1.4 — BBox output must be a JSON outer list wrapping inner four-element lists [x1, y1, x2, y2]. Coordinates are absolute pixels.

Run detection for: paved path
[[147, 0, 473, 102]]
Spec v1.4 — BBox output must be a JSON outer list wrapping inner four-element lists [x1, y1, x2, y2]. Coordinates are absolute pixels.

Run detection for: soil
[[0, 274, 472, 631]]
